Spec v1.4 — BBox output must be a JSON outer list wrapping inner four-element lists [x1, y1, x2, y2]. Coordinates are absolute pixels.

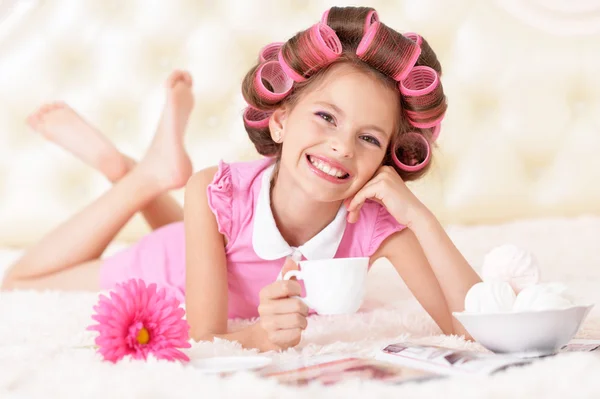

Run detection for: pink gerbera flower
[[87, 279, 191, 363]]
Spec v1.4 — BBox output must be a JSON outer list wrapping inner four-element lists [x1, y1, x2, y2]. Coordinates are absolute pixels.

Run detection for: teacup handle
[[283, 270, 314, 309]]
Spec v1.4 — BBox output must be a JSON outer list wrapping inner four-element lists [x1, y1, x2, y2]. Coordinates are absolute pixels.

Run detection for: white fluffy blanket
[[1, 217, 600, 398]]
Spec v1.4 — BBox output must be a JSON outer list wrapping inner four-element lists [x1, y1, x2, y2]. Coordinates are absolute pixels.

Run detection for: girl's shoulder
[[225, 157, 275, 192], [349, 200, 406, 258], [205, 157, 274, 244]]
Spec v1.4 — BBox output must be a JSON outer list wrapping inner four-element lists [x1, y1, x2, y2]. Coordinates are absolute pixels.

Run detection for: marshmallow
[[464, 281, 516, 313], [482, 244, 540, 293], [513, 283, 574, 312]]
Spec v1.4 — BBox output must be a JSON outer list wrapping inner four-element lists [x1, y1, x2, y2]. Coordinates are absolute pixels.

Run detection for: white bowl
[[453, 304, 594, 357]]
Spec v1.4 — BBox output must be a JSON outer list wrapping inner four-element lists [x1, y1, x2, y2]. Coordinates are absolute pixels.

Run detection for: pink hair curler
[[277, 49, 306, 82], [400, 66, 445, 128], [403, 32, 423, 47], [364, 10, 379, 33], [404, 112, 445, 129], [321, 8, 330, 24], [310, 23, 343, 63], [356, 21, 379, 58], [391, 132, 431, 172], [356, 22, 421, 82], [254, 60, 294, 103], [400, 65, 439, 97], [278, 22, 342, 82], [243, 106, 272, 128], [259, 42, 284, 63]]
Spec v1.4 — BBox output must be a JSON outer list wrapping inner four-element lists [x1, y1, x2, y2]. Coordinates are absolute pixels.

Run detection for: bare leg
[[25, 72, 193, 230], [2, 71, 194, 290], [4, 260, 104, 291], [117, 156, 184, 229]]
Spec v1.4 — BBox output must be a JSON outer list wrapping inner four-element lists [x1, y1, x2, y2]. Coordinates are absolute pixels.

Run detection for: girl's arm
[[408, 207, 482, 330], [371, 228, 455, 335], [371, 209, 481, 338], [347, 166, 481, 338], [183, 167, 307, 351], [184, 167, 256, 347]]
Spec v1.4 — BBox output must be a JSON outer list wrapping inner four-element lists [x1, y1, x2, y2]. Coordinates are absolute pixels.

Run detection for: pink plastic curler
[[243, 106, 272, 128], [321, 8, 330, 24], [357, 22, 421, 82], [277, 49, 306, 82], [356, 21, 380, 58], [392, 132, 431, 172], [400, 66, 439, 97], [278, 23, 342, 82], [254, 60, 294, 103], [405, 112, 445, 129], [396, 47, 421, 81], [395, 45, 421, 81], [403, 32, 423, 47], [364, 10, 379, 33], [311, 23, 343, 63], [259, 42, 284, 63]]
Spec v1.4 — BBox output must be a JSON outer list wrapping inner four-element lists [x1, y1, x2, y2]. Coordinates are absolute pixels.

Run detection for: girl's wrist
[[405, 204, 435, 231], [245, 322, 274, 352]]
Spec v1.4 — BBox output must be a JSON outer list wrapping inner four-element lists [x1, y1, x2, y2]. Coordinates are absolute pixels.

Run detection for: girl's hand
[[255, 258, 308, 351], [344, 165, 427, 227]]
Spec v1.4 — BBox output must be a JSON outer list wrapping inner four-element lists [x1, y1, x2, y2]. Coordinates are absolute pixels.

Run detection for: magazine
[[375, 339, 600, 377], [259, 339, 600, 386], [559, 339, 600, 353], [375, 343, 532, 376], [260, 355, 441, 386]]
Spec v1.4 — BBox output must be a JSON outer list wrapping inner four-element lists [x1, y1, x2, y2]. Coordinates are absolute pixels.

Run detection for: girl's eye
[[316, 111, 335, 125], [361, 135, 381, 147]]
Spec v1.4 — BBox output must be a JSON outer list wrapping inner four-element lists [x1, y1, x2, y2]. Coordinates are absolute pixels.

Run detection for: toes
[[166, 70, 193, 88], [26, 113, 38, 127], [50, 101, 67, 110], [26, 107, 46, 126], [166, 70, 184, 87], [40, 102, 62, 115], [182, 72, 193, 87], [26, 101, 71, 128], [39, 104, 54, 114]]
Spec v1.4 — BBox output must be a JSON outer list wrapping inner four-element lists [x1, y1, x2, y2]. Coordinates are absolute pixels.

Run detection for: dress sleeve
[[206, 160, 234, 241], [367, 205, 406, 257]]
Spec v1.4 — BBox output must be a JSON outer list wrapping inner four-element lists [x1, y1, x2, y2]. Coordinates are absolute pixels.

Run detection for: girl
[[2, 7, 481, 352]]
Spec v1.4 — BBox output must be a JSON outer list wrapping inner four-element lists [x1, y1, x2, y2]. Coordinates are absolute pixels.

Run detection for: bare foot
[[27, 102, 129, 182], [137, 70, 194, 190]]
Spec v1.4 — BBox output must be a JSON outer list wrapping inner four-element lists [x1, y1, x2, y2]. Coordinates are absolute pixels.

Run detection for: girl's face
[[273, 63, 400, 202]]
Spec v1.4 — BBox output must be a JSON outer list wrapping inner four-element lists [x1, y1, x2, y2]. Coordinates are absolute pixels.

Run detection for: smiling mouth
[[306, 155, 350, 180]]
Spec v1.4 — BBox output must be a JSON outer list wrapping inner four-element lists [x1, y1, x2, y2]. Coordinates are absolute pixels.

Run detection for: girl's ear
[[269, 107, 288, 143]]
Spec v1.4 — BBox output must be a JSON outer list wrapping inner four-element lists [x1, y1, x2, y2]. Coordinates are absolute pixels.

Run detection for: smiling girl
[[2, 6, 481, 351]]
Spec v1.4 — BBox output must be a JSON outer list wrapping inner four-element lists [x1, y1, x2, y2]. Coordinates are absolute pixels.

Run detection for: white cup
[[282, 257, 369, 315]]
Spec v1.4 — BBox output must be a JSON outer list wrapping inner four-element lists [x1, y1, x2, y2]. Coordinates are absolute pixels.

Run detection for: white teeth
[[309, 156, 346, 178]]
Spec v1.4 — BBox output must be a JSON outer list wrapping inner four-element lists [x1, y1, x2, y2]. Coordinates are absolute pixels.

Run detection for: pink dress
[[100, 157, 405, 319]]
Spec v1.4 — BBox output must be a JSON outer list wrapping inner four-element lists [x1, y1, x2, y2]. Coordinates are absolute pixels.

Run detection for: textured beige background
[[1, 0, 599, 247]]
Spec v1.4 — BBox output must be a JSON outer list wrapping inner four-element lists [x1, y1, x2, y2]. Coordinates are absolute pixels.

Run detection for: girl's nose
[[330, 133, 354, 158]]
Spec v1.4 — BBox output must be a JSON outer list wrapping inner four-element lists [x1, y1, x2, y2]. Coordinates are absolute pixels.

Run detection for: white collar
[[252, 163, 348, 262]]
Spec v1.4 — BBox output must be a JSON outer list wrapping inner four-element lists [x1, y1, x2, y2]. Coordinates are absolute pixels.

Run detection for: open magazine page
[[375, 343, 532, 376], [560, 339, 600, 353], [259, 356, 441, 386]]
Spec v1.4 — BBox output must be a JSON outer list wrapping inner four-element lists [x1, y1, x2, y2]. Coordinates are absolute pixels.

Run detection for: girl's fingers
[[347, 204, 363, 223], [343, 197, 352, 209], [259, 279, 302, 301], [347, 182, 377, 212], [261, 312, 308, 331], [258, 297, 309, 317], [267, 328, 303, 349]]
